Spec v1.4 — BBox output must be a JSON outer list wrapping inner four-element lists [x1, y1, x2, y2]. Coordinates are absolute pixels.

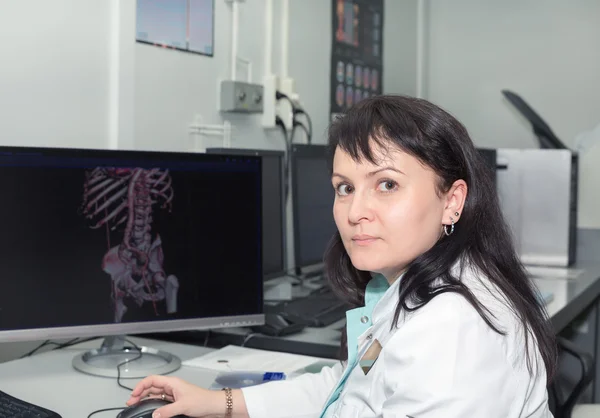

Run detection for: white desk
[[0, 337, 219, 418], [530, 259, 600, 333]]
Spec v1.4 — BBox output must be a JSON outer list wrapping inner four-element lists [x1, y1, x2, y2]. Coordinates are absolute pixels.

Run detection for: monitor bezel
[[0, 315, 265, 343], [0, 144, 265, 343], [290, 143, 333, 271], [206, 147, 287, 281]]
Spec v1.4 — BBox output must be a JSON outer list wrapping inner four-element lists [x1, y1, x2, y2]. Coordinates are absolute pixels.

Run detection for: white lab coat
[[241, 264, 553, 417]]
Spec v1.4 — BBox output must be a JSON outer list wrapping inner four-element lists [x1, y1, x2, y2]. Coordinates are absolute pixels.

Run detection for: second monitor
[[291, 144, 337, 275], [206, 148, 286, 280]]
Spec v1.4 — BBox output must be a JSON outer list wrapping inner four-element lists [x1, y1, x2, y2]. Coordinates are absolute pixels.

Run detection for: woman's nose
[[348, 192, 373, 224]]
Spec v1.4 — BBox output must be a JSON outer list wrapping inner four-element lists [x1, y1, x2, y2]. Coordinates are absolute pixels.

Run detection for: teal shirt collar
[[365, 273, 391, 307], [345, 274, 391, 363]]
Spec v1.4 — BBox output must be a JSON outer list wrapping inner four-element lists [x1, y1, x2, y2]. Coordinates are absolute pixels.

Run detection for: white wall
[[423, 0, 600, 228], [0, 0, 112, 149]]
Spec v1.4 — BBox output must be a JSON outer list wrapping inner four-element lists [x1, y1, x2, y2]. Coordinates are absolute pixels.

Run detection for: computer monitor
[[477, 148, 498, 187], [206, 148, 286, 280], [291, 144, 337, 273], [0, 146, 263, 377]]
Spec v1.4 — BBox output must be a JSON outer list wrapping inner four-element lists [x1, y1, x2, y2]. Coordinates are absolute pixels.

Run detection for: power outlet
[[220, 80, 264, 113]]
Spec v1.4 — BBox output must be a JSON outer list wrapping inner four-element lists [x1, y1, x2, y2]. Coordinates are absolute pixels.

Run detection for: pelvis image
[[80, 167, 179, 323]]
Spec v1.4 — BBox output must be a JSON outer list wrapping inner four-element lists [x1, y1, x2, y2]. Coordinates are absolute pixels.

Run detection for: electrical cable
[[276, 115, 291, 202], [276, 90, 313, 144], [293, 120, 311, 142], [116, 339, 143, 391], [293, 109, 313, 143], [20, 337, 98, 358], [87, 338, 144, 417]]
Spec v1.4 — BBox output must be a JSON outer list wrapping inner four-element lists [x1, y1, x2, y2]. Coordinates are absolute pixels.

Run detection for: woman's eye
[[336, 183, 353, 195], [377, 180, 398, 192]]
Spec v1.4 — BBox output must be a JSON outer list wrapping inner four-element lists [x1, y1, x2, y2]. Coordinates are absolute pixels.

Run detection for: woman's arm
[[240, 361, 344, 418]]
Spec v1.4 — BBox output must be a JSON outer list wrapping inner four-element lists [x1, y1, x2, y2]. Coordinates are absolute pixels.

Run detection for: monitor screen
[[206, 148, 286, 280], [291, 144, 337, 270], [136, 0, 215, 56], [477, 148, 497, 187], [0, 146, 263, 342]]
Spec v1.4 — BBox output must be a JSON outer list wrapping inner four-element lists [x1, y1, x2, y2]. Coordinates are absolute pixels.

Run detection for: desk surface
[[0, 337, 216, 418], [532, 258, 600, 333], [530, 228, 600, 332]]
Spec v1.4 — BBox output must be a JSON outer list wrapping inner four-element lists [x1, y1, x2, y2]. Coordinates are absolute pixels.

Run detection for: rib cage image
[[80, 167, 179, 323]]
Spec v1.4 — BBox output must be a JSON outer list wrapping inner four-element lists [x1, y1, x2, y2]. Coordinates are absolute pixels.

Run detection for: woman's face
[[331, 141, 466, 282]]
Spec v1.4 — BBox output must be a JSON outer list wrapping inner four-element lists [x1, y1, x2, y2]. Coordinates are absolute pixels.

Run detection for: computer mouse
[[117, 398, 188, 418]]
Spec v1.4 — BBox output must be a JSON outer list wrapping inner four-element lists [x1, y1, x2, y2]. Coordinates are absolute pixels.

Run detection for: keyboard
[[0, 390, 61, 418], [275, 289, 350, 327]]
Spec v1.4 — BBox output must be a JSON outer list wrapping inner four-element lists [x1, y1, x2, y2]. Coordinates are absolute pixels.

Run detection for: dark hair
[[324, 94, 557, 383]]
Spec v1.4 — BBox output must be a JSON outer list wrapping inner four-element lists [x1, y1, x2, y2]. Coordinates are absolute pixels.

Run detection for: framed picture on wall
[[136, 0, 215, 57], [330, 0, 384, 118]]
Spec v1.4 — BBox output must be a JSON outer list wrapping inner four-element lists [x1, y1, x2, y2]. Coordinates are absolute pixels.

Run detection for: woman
[[127, 95, 557, 418]]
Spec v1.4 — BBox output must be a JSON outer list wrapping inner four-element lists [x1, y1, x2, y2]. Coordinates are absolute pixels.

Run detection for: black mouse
[[117, 398, 189, 418]]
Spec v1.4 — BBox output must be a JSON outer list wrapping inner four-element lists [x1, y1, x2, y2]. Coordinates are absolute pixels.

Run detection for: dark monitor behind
[[206, 148, 286, 280], [0, 146, 264, 344], [477, 148, 497, 187], [291, 144, 337, 272]]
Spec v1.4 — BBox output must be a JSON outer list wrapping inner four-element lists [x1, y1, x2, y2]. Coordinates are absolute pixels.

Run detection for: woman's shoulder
[[401, 263, 517, 325], [380, 274, 547, 404], [394, 264, 540, 372]]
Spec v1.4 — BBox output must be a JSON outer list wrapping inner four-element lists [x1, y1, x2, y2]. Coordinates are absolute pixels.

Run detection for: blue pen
[[262, 372, 286, 381]]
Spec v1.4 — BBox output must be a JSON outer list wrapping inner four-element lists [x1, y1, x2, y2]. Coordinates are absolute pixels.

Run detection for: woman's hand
[[127, 375, 220, 418]]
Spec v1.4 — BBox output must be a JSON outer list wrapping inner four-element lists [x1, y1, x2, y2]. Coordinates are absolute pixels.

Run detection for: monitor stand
[[295, 264, 324, 280], [71, 335, 181, 379], [264, 277, 293, 301]]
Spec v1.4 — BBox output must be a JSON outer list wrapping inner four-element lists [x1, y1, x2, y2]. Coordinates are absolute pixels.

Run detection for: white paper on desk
[[182, 345, 333, 374]]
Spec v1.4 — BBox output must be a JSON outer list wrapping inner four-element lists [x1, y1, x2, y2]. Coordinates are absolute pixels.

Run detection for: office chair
[[549, 337, 598, 418], [501, 89, 569, 150]]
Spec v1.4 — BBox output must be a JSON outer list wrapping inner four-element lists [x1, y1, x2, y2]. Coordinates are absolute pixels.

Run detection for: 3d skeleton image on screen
[[80, 167, 179, 323]]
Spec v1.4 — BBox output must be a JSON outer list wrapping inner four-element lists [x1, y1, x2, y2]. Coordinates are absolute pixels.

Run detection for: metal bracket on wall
[[189, 114, 232, 151]]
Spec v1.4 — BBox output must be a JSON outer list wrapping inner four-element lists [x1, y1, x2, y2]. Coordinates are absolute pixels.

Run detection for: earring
[[443, 216, 455, 236], [454, 212, 459, 217]]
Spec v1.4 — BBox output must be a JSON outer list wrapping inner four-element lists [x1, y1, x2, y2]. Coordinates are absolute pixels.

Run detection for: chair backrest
[[549, 337, 595, 418], [501, 89, 570, 150]]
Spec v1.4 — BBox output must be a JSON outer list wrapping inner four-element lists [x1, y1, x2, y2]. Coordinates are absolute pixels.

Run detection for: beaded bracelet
[[222, 387, 233, 417]]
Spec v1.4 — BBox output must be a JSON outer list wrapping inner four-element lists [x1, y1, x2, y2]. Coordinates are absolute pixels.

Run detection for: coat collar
[[345, 273, 403, 362], [370, 272, 403, 324]]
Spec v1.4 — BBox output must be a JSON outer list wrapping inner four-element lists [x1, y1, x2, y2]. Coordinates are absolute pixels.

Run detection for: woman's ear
[[443, 180, 467, 225]]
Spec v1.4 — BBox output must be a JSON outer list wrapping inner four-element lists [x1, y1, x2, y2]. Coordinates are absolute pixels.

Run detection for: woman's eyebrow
[[366, 167, 405, 177], [332, 166, 405, 180], [331, 172, 349, 181]]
